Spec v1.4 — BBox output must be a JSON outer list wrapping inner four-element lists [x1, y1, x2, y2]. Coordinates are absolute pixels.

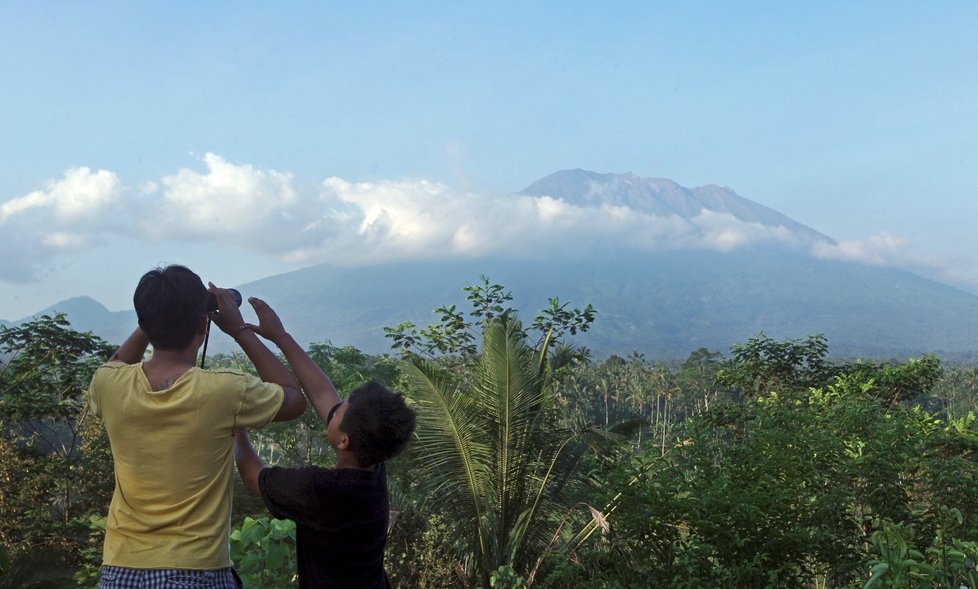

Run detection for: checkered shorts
[[98, 566, 241, 588]]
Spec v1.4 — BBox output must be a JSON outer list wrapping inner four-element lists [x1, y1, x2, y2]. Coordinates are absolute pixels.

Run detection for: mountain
[[232, 250, 978, 360], [521, 169, 833, 244], [12, 296, 136, 345], [11, 170, 978, 361]]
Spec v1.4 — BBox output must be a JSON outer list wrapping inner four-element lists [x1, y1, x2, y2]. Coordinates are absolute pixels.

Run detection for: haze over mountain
[[10, 170, 978, 361]]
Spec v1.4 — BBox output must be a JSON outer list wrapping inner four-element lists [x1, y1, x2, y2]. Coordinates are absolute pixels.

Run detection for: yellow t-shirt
[[88, 361, 284, 569]]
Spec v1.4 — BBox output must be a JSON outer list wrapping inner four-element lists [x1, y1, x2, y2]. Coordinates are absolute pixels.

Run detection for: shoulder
[[260, 465, 334, 485], [190, 367, 270, 393], [91, 361, 137, 383], [258, 465, 334, 500], [96, 360, 134, 372], [196, 366, 253, 380]]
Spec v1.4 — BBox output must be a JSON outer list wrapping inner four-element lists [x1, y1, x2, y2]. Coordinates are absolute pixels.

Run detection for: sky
[[1, 1, 977, 320]]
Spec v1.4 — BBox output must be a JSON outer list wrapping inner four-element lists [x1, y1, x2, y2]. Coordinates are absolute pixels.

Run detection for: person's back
[[233, 299, 416, 589], [89, 265, 306, 587], [91, 363, 284, 568], [260, 463, 390, 587]]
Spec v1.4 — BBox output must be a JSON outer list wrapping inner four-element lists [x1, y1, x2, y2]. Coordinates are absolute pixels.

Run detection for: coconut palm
[[402, 318, 591, 587]]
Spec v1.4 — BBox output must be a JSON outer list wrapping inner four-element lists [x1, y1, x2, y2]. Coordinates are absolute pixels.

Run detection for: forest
[[2, 278, 978, 588]]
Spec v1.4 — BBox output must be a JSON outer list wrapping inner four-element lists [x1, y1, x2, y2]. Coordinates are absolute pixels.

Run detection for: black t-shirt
[[258, 463, 390, 588]]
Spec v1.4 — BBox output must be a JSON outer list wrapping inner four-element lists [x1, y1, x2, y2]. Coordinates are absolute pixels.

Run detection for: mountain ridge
[[521, 169, 833, 244]]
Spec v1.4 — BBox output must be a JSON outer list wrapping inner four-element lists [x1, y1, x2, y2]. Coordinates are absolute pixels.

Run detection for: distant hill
[[232, 249, 978, 360], [10, 170, 978, 361], [10, 296, 136, 345]]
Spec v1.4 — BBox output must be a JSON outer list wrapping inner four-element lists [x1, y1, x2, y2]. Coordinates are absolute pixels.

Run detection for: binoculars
[[207, 288, 242, 312]]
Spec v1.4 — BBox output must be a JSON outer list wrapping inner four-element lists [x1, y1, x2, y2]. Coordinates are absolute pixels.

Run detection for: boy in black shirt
[[234, 298, 416, 588]]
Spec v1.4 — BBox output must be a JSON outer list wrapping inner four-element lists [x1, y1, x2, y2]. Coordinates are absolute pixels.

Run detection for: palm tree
[[402, 318, 590, 587]]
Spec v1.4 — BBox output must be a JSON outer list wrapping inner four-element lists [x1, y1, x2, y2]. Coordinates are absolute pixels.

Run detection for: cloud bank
[[0, 153, 961, 291]]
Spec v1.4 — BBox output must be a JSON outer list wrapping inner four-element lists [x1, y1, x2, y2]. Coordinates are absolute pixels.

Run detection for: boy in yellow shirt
[[88, 265, 306, 588]]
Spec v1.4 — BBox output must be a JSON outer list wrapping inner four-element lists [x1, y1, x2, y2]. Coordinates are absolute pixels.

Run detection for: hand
[[245, 297, 288, 344], [207, 283, 246, 335]]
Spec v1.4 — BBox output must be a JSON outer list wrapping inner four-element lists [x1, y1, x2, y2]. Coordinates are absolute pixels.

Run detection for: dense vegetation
[[2, 279, 978, 588]]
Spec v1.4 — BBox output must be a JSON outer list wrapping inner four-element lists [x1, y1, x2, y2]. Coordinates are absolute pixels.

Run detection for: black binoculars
[[207, 288, 242, 312]]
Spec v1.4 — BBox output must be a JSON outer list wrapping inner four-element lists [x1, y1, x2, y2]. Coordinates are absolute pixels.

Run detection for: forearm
[[109, 328, 149, 364], [273, 332, 342, 423], [234, 430, 264, 496], [233, 329, 306, 420], [233, 329, 298, 389]]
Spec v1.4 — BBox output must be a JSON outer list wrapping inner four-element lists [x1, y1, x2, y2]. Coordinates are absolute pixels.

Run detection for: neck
[[335, 451, 370, 470], [146, 345, 199, 368]]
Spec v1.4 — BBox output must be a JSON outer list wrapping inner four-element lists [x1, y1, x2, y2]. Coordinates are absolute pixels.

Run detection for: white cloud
[[810, 231, 978, 293], [0, 167, 120, 223], [152, 153, 299, 244], [0, 167, 122, 281], [279, 180, 806, 265], [4, 153, 959, 293], [811, 231, 908, 266], [41, 232, 89, 249], [688, 209, 798, 252]]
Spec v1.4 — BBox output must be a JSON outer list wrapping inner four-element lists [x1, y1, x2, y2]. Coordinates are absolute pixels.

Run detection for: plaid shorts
[[98, 566, 241, 588]]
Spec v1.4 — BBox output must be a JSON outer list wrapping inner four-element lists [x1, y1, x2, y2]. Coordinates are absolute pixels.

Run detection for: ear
[[335, 433, 352, 451], [197, 316, 209, 334]]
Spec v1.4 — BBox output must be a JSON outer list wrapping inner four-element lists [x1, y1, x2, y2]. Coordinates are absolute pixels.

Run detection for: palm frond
[[403, 317, 596, 585], [402, 356, 493, 566]]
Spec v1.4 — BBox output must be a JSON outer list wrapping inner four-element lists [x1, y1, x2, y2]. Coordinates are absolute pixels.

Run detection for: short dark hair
[[134, 265, 208, 350], [340, 382, 416, 467]]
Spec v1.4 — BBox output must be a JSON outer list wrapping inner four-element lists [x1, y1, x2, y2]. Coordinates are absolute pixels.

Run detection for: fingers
[[248, 296, 273, 314], [207, 282, 244, 331], [245, 296, 287, 342]]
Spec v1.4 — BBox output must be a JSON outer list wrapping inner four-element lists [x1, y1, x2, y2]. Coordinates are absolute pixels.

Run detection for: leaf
[[588, 505, 610, 535]]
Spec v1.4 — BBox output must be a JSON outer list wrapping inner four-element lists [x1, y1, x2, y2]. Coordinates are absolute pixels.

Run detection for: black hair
[[340, 381, 416, 467], [133, 265, 209, 350]]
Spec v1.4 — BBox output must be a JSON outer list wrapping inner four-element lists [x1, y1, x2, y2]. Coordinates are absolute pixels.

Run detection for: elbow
[[273, 387, 307, 421], [245, 478, 262, 496], [238, 469, 262, 496]]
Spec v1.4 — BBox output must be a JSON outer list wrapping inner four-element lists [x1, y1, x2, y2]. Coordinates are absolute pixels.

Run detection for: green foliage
[[10, 299, 978, 588], [385, 276, 595, 360], [549, 357, 978, 588], [864, 518, 978, 588], [0, 545, 75, 589], [386, 510, 464, 588], [846, 355, 943, 408], [71, 515, 106, 588], [490, 564, 527, 588], [230, 516, 298, 588], [401, 317, 595, 586], [716, 332, 835, 397], [0, 314, 114, 559]]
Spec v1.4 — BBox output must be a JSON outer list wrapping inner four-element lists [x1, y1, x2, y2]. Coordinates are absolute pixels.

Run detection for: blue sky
[[1, 1, 977, 319]]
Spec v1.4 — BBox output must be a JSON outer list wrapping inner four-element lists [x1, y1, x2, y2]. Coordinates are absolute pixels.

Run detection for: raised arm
[[208, 284, 306, 421], [245, 297, 342, 424], [109, 327, 150, 364], [234, 429, 264, 496]]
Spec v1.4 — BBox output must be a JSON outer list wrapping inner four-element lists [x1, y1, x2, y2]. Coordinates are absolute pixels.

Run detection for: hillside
[[233, 249, 978, 360]]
